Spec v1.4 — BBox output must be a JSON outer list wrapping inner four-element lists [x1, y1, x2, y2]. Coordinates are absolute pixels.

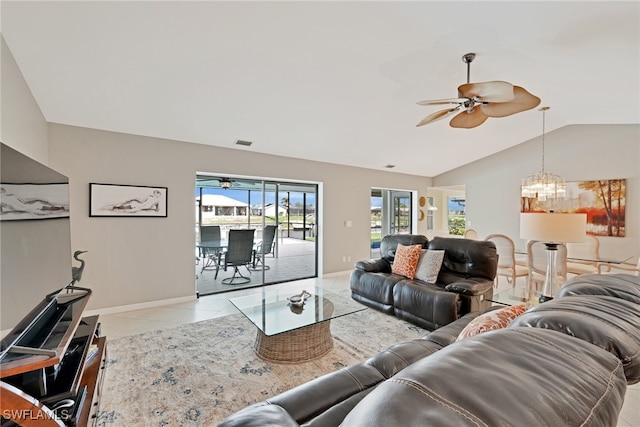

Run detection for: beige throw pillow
[[414, 249, 445, 283]]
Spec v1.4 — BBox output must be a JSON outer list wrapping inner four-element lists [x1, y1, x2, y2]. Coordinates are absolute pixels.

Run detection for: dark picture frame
[[89, 183, 168, 217], [0, 183, 70, 221]]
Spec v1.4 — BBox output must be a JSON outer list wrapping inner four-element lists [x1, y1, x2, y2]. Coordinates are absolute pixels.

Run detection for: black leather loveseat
[[350, 234, 497, 330], [218, 273, 640, 427]]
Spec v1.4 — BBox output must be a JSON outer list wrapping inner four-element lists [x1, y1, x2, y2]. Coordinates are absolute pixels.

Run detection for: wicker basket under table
[[254, 320, 333, 364]]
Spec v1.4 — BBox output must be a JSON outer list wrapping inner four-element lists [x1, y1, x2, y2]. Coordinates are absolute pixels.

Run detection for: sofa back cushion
[[380, 234, 429, 262], [428, 236, 497, 282], [510, 294, 640, 383], [341, 328, 626, 427]]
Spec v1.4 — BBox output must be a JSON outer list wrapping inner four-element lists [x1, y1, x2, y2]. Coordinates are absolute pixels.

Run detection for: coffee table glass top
[[489, 287, 542, 308], [229, 286, 366, 336]]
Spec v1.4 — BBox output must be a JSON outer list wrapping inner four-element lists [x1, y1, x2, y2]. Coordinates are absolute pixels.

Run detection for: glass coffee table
[[488, 287, 542, 308], [229, 286, 366, 363]]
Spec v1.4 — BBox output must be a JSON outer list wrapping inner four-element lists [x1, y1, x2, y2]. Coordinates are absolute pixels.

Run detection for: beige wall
[[0, 36, 56, 328], [434, 124, 640, 261], [0, 36, 48, 162], [47, 124, 432, 311]]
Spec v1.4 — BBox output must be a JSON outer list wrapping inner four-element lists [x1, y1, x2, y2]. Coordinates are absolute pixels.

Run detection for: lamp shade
[[520, 213, 587, 243]]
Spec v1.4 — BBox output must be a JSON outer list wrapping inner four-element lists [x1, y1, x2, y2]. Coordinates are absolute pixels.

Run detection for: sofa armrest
[[355, 258, 391, 273], [444, 277, 493, 296]]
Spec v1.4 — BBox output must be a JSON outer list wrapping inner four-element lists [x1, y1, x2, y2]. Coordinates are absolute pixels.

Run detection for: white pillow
[[414, 250, 445, 283]]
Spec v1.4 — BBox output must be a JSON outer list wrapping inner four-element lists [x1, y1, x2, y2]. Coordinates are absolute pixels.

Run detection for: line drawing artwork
[[90, 184, 167, 217], [0, 183, 70, 220]]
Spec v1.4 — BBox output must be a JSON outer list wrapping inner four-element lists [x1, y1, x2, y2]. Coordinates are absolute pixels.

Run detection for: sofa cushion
[[379, 234, 429, 261], [455, 304, 526, 341], [557, 273, 640, 304], [350, 269, 404, 314], [218, 403, 299, 427], [414, 249, 445, 283], [428, 236, 497, 282], [393, 281, 461, 330], [510, 294, 640, 383], [341, 328, 627, 427], [390, 243, 422, 279]]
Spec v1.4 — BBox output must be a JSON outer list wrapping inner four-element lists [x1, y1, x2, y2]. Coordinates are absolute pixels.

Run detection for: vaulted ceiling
[[2, 1, 638, 176]]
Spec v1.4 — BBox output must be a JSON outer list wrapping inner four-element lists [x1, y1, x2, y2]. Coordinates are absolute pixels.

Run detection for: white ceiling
[[2, 1, 639, 177]]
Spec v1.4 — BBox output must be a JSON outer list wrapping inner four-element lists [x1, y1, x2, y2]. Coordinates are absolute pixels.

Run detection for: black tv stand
[[0, 285, 107, 427]]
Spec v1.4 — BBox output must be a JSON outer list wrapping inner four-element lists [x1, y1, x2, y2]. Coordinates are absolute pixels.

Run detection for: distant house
[[197, 194, 248, 218]]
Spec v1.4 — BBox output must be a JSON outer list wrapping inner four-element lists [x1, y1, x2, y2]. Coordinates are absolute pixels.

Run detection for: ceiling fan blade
[[417, 98, 467, 106], [479, 86, 541, 118], [449, 108, 489, 129], [458, 81, 515, 103], [416, 107, 460, 127]]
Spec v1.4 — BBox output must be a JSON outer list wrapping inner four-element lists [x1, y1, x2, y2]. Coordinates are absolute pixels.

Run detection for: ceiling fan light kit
[[417, 53, 541, 129]]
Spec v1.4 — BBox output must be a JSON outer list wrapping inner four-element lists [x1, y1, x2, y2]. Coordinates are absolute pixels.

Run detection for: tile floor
[[99, 273, 639, 426]]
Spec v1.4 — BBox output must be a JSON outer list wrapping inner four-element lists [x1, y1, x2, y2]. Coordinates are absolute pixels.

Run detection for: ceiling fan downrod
[[462, 52, 475, 84]]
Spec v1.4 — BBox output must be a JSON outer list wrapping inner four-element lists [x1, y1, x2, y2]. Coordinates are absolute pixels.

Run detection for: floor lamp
[[520, 212, 587, 302]]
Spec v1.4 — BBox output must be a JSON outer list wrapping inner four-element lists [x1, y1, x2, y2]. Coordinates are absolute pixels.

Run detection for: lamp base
[[538, 294, 554, 303], [539, 242, 561, 303]]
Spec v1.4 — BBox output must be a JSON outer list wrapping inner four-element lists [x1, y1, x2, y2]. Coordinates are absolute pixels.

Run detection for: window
[[448, 196, 466, 236]]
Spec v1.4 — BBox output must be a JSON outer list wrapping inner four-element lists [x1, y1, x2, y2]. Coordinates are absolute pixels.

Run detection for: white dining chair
[[566, 235, 600, 276], [484, 234, 528, 288], [598, 258, 640, 276]]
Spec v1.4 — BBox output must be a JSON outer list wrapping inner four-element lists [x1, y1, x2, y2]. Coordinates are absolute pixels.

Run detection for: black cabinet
[[0, 286, 107, 427]]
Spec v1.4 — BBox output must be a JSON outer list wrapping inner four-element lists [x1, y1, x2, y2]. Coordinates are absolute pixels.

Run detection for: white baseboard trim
[[84, 294, 197, 317], [321, 270, 353, 278]]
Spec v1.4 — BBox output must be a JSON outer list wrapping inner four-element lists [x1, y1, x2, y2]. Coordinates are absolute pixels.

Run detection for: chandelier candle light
[[520, 212, 586, 302], [521, 107, 566, 203]]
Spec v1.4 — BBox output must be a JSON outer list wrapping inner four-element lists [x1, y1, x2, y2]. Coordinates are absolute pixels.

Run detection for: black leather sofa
[[350, 234, 497, 330], [218, 273, 640, 427]]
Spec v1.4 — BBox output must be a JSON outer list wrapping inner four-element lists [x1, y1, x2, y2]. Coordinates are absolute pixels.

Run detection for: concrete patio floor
[[196, 236, 317, 296]]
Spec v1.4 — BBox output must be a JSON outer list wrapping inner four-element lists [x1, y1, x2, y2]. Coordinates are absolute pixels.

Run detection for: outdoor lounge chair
[[217, 229, 255, 284]]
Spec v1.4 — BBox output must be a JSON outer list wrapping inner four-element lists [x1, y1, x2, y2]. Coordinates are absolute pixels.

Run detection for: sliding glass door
[[195, 175, 318, 295], [370, 188, 413, 257]]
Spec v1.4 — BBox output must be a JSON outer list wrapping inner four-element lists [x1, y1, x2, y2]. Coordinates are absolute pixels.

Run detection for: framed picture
[[0, 183, 70, 221], [90, 183, 168, 217]]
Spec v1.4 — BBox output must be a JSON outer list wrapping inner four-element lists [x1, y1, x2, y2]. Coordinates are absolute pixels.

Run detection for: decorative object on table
[[0, 183, 69, 221], [89, 183, 167, 217], [288, 290, 311, 307], [416, 52, 540, 129], [520, 212, 586, 302], [70, 250, 88, 286], [520, 107, 566, 212]]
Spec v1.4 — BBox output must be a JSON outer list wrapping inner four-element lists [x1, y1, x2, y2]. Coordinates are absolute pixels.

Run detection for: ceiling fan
[[416, 53, 541, 129]]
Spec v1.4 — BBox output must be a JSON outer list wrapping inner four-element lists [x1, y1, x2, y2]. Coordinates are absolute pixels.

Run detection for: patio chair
[[216, 229, 255, 284], [252, 225, 277, 270], [199, 225, 222, 273]]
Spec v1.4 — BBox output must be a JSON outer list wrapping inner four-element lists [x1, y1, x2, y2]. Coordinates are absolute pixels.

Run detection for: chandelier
[[521, 107, 566, 202]]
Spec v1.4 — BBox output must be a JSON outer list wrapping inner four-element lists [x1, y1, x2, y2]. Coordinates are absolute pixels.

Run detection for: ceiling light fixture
[[521, 107, 566, 205], [220, 178, 232, 190]]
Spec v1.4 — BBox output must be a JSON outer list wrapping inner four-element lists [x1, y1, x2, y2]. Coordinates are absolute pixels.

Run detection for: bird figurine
[[71, 250, 88, 287]]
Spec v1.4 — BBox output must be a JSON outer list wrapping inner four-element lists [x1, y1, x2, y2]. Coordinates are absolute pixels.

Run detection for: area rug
[[96, 308, 427, 426]]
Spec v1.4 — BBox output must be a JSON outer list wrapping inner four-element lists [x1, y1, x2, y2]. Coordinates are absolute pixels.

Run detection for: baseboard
[[322, 270, 353, 278], [84, 295, 197, 317]]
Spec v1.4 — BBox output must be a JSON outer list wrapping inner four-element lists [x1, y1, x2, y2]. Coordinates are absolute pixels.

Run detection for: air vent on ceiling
[[235, 139, 253, 147]]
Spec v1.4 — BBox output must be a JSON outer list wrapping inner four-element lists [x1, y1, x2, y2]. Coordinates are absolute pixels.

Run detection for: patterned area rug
[[96, 306, 427, 426]]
